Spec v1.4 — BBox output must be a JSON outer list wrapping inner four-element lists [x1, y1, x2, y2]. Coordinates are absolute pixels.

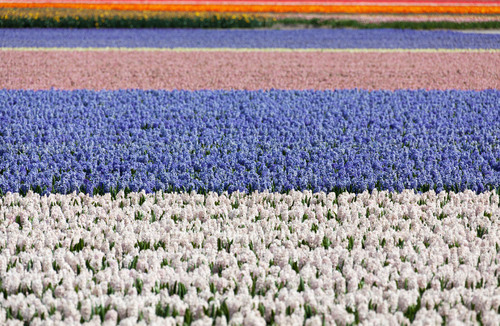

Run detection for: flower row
[[280, 13, 500, 23], [3, 51, 498, 91], [2, 8, 499, 29], [0, 189, 499, 325], [1, 89, 499, 195], [2, 28, 500, 49], [2, 2, 500, 15], [0, 7, 272, 29]]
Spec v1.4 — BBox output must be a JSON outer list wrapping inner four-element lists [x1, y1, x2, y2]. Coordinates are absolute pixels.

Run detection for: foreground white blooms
[[0, 189, 499, 325]]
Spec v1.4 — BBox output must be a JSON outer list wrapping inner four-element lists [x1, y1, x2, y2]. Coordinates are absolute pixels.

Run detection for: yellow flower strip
[[0, 7, 267, 21], [1, 3, 499, 14], [2, 47, 500, 53]]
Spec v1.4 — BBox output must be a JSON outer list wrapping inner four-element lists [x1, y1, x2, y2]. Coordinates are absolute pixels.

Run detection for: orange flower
[[0, 3, 499, 15]]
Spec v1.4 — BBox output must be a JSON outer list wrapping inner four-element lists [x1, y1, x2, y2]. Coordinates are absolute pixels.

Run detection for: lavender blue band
[[1, 28, 499, 49], [1, 89, 499, 195]]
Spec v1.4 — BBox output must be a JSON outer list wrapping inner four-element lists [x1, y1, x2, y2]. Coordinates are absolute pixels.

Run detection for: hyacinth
[[1, 28, 500, 49], [0, 89, 499, 196], [0, 190, 499, 324], [3, 51, 499, 91]]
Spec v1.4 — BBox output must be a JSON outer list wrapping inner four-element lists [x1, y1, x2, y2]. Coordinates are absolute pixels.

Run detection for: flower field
[[1, 1, 500, 325]]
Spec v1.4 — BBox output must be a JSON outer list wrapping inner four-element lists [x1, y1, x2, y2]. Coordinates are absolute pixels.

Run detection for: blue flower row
[[0, 89, 499, 195], [1, 28, 499, 49]]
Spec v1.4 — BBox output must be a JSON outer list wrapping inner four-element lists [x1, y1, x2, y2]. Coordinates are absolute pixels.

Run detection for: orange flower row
[[1, 3, 499, 14]]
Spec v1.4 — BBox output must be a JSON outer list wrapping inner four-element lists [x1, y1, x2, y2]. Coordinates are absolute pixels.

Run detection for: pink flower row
[[1, 50, 499, 91], [275, 13, 500, 23]]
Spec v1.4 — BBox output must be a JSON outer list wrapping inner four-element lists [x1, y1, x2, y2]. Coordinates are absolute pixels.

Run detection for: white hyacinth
[[0, 189, 498, 324]]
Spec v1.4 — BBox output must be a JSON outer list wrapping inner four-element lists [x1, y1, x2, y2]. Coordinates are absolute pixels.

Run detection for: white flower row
[[0, 189, 499, 325]]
